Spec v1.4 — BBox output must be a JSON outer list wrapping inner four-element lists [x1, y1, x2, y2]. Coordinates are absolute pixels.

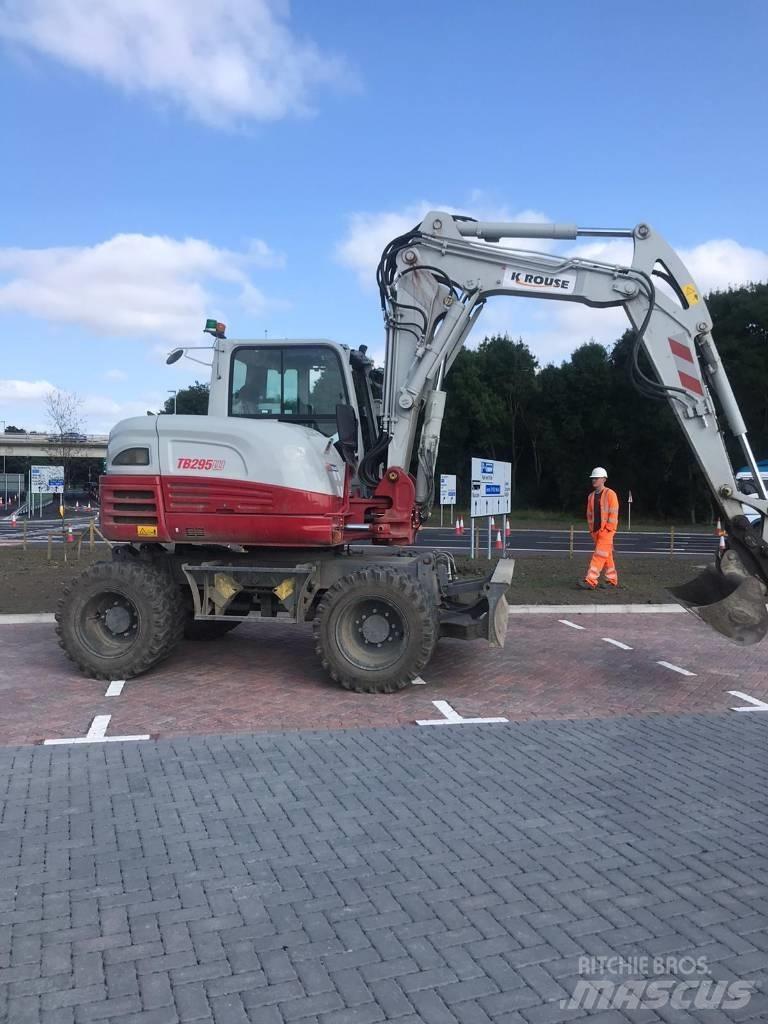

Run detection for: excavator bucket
[[668, 567, 768, 646]]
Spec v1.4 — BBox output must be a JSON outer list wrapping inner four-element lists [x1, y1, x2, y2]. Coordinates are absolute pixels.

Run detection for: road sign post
[[470, 458, 511, 559], [627, 489, 633, 532], [439, 474, 456, 528], [30, 465, 65, 518]]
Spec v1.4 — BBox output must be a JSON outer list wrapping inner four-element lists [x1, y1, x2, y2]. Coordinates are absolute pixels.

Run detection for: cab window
[[230, 345, 348, 436]]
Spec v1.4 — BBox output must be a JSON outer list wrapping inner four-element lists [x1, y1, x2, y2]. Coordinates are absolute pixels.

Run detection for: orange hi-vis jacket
[[586, 486, 619, 535]]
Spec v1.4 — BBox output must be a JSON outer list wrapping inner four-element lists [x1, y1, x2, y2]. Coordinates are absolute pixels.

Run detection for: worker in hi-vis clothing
[[578, 467, 620, 590]]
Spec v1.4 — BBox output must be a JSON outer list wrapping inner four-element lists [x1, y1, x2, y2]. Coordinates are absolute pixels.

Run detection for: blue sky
[[1, 0, 767, 432]]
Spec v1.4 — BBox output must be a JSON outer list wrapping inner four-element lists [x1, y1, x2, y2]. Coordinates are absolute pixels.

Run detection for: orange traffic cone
[[455, 517, 461, 536], [67, 526, 74, 544], [490, 516, 496, 529], [11, 514, 17, 527], [505, 519, 511, 539], [495, 530, 503, 551], [460, 517, 465, 535], [76, 500, 80, 510]]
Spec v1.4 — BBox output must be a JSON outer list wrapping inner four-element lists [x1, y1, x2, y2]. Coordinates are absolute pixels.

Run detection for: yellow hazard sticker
[[137, 525, 158, 537], [683, 283, 700, 305]]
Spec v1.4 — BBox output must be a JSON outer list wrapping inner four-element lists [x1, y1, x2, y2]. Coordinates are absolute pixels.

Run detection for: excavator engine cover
[[669, 566, 768, 646]]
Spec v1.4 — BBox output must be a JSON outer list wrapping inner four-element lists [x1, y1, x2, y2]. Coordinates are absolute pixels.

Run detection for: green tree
[[476, 336, 539, 498], [163, 381, 209, 415]]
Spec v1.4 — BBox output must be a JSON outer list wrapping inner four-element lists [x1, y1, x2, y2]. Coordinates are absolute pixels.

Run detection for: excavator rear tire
[[313, 567, 438, 693], [55, 560, 184, 680]]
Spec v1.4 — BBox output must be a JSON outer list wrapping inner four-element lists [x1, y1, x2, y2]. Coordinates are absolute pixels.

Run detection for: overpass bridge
[[0, 434, 108, 458]]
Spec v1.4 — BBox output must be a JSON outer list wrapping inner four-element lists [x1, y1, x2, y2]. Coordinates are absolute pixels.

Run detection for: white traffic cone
[[455, 517, 461, 536], [495, 530, 503, 551]]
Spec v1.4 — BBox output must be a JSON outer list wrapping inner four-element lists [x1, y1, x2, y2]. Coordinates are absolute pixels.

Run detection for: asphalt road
[[0, 513, 96, 546], [418, 524, 721, 555], [0, 515, 720, 556]]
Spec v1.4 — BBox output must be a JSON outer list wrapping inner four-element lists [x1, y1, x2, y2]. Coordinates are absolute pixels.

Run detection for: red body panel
[[100, 470, 419, 548]]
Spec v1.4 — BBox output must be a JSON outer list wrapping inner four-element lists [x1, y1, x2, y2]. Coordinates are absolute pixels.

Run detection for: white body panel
[[107, 415, 345, 497]]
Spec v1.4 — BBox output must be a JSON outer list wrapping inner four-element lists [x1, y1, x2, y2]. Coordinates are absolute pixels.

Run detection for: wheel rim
[[335, 597, 409, 672], [77, 589, 141, 659]]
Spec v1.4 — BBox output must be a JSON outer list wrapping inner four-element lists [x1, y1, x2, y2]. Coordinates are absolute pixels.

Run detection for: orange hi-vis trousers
[[586, 530, 618, 588]]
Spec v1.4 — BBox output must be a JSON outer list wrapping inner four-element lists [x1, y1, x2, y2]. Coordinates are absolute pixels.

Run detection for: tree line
[[436, 282, 768, 522]]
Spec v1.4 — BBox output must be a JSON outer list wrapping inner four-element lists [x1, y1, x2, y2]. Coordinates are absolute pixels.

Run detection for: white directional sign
[[30, 465, 65, 494], [440, 474, 457, 506], [470, 457, 511, 518]]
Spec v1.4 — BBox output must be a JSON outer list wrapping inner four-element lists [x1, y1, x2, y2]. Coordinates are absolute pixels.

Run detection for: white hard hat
[[590, 466, 608, 479]]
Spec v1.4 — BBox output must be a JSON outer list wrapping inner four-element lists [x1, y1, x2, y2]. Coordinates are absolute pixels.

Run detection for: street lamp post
[[168, 390, 178, 414], [0, 420, 6, 507]]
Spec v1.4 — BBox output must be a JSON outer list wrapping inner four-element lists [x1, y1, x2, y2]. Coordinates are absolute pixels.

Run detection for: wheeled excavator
[[57, 212, 768, 691]]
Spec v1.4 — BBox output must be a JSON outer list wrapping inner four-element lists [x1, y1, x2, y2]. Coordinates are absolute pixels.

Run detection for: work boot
[[576, 580, 596, 591], [599, 582, 623, 590]]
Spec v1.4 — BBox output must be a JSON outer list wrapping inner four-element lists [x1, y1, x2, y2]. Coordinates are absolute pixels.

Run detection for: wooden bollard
[[670, 526, 675, 555], [22, 520, 27, 552], [569, 525, 574, 560], [89, 520, 95, 552], [47, 533, 52, 562]]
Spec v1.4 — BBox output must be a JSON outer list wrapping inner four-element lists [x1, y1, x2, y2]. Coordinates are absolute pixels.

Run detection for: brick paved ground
[[2, 614, 768, 745], [1, 714, 767, 1022]]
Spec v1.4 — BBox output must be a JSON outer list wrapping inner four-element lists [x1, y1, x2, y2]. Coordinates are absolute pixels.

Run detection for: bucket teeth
[[669, 569, 768, 646]]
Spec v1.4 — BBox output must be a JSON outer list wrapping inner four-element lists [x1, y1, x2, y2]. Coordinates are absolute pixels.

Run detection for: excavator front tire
[[56, 560, 184, 680], [313, 567, 438, 693]]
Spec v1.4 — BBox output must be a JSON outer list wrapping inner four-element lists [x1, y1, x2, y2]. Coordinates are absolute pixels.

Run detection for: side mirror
[[334, 404, 358, 466]]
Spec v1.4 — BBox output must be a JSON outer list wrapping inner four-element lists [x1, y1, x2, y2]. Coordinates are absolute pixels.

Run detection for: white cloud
[[0, 233, 281, 340], [336, 200, 550, 287], [0, 378, 55, 401], [677, 240, 768, 295], [0, 0, 352, 126], [104, 369, 127, 380]]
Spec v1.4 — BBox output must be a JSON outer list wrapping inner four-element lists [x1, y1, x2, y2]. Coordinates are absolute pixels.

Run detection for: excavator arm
[[375, 212, 768, 644]]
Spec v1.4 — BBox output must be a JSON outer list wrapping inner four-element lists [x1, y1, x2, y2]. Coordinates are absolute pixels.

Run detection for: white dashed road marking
[[727, 691, 768, 712], [416, 700, 508, 726], [558, 619, 586, 630], [411, 676, 427, 685], [602, 638, 633, 650], [105, 680, 125, 697], [44, 714, 150, 745], [657, 661, 696, 677]]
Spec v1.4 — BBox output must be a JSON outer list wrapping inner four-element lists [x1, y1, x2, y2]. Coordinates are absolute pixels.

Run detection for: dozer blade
[[487, 558, 515, 648], [668, 568, 768, 646]]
